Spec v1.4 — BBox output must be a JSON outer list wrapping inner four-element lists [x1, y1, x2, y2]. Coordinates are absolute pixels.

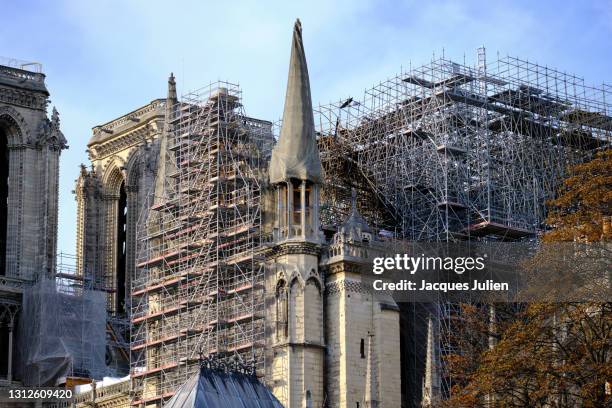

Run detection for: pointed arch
[[125, 148, 143, 190], [0, 107, 29, 276], [275, 279, 288, 341], [304, 276, 323, 344], [288, 275, 303, 342], [288, 271, 304, 289], [0, 106, 29, 145], [102, 158, 126, 197], [306, 269, 322, 291], [100, 160, 128, 314]]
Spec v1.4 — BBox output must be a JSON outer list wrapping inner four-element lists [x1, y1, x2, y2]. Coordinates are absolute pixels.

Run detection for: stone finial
[[422, 315, 440, 407], [51, 106, 60, 129], [269, 19, 322, 184], [167, 72, 177, 103], [339, 187, 372, 242]]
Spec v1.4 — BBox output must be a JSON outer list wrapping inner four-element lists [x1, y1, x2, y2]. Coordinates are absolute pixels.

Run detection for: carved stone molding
[[0, 86, 47, 110], [267, 241, 321, 258], [89, 127, 160, 160], [0, 105, 29, 143], [325, 279, 368, 296]]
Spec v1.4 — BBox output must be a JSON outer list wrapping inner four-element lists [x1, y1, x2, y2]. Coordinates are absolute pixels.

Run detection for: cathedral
[[68, 20, 404, 407], [1, 13, 609, 408]]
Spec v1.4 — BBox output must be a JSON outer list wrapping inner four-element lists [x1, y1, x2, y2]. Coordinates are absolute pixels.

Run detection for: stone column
[[313, 184, 320, 238], [5, 144, 24, 278], [277, 187, 282, 232], [105, 193, 119, 311], [7, 315, 14, 382], [300, 180, 307, 238], [125, 184, 139, 312], [286, 181, 292, 238]]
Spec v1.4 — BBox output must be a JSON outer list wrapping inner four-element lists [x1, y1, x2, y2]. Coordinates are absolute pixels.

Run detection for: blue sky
[[1, 0, 611, 254]]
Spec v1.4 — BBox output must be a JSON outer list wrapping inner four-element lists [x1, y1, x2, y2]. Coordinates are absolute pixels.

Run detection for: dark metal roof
[[164, 367, 284, 408]]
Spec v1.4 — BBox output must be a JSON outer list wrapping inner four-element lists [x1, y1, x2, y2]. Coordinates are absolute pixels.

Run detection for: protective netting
[[18, 277, 107, 386]]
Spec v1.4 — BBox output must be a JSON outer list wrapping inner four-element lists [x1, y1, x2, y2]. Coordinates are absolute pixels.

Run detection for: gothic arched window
[[0, 127, 7, 275]]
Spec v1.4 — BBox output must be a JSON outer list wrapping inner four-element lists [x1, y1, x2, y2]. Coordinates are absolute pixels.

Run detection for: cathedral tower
[[0, 59, 66, 383], [0, 61, 66, 280], [75, 74, 174, 376], [322, 190, 402, 408], [266, 19, 325, 408], [75, 75, 174, 315]]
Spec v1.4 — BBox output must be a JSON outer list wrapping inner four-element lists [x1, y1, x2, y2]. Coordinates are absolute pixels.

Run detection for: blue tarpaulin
[[164, 367, 284, 408]]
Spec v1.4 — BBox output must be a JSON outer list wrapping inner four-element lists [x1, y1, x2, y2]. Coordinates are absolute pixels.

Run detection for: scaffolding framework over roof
[[131, 82, 272, 405], [315, 51, 611, 399], [316, 53, 610, 241]]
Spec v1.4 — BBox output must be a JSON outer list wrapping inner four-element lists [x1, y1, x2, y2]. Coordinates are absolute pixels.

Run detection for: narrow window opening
[[0, 128, 8, 276], [292, 181, 301, 225], [360, 338, 365, 358], [116, 181, 127, 314]]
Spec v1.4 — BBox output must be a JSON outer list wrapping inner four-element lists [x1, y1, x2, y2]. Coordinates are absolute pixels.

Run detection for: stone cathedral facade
[[0, 61, 66, 383], [71, 21, 404, 408], [74, 86, 175, 375], [75, 96, 168, 314]]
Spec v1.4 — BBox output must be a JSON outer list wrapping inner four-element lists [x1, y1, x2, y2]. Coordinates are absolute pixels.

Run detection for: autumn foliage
[[442, 150, 612, 407]]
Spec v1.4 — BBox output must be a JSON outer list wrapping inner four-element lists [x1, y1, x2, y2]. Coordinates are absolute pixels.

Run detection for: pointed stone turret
[[422, 315, 440, 407], [339, 188, 372, 242], [269, 19, 322, 184], [153, 73, 177, 203], [266, 22, 325, 408], [167, 72, 177, 103], [51, 107, 60, 130]]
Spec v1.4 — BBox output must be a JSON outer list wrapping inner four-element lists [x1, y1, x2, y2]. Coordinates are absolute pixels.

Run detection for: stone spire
[[165, 73, 178, 128], [153, 73, 177, 203], [167, 72, 177, 101], [422, 315, 440, 407], [269, 19, 322, 184], [364, 333, 379, 408]]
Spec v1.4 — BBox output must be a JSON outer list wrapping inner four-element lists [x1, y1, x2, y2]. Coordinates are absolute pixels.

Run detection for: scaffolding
[[131, 82, 272, 405], [316, 53, 610, 241], [315, 51, 611, 400]]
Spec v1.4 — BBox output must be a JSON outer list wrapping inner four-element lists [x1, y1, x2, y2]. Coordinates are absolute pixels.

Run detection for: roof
[[269, 19, 322, 184], [164, 366, 284, 408]]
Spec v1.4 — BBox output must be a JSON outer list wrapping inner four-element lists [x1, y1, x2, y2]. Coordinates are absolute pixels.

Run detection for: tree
[[544, 149, 612, 243], [442, 150, 612, 407]]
